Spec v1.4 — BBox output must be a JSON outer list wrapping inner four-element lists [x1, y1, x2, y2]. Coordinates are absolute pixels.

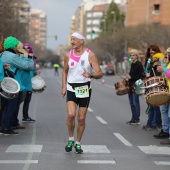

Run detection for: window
[[86, 27, 92, 32], [86, 20, 92, 25], [93, 20, 100, 25], [153, 4, 160, 14], [86, 13, 92, 18], [93, 12, 102, 17], [86, 34, 91, 40]]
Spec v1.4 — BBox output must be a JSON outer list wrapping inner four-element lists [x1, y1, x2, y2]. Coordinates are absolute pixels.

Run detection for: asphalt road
[[0, 68, 170, 170]]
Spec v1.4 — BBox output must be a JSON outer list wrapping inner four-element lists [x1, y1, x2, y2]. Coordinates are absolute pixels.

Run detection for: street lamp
[[111, 11, 116, 34]]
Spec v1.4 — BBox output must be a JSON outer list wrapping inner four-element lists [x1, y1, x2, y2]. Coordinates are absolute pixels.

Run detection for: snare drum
[[0, 77, 20, 99], [144, 76, 170, 106], [31, 76, 46, 93], [114, 80, 129, 95]]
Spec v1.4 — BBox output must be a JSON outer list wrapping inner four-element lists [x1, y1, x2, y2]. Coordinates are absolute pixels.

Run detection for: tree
[[0, 0, 29, 42], [100, 2, 125, 34]]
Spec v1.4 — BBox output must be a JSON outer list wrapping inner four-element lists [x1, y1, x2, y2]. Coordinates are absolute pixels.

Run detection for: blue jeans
[[147, 106, 162, 127], [1, 97, 18, 131], [12, 92, 23, 127], [128, 93, 140, 120], [160, 103, 169, 133], [168, 103, 170, 139]]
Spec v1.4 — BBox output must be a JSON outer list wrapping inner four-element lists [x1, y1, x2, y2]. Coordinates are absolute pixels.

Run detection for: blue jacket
[[0, 59, 4, 82], [0, 51, 34, 91]]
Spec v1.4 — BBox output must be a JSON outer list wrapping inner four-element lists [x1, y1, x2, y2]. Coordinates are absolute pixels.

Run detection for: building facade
[[29, 9, 47, 49], [69, 0, 112, 41], [125, 0, 170, 26], [85, 4, 109, 40], [15, 0, 30, 24]]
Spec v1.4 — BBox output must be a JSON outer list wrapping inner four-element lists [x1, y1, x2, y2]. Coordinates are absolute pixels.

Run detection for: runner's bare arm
[[89, 51, 103, 79], [62, 53, 69, 97]]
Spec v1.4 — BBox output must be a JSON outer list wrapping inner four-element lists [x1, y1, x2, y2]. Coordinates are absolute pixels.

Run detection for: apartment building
[[125, 0, 170, 26], [70, 0, 112, 38], [85, 4, 109, 40], [15, 0, 30, 24], [29, 9, 47, 49]]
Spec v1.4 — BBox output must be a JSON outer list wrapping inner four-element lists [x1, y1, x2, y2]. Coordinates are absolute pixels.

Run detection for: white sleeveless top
[[67, 48, 92, 92]]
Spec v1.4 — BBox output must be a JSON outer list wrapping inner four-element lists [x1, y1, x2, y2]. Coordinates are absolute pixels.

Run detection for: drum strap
[[68, 81, 90, 90]]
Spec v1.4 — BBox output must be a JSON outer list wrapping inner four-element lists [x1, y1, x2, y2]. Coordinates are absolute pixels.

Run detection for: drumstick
[[4, 62, 15, 73], [118, 74, 127, 81], [152, 68, 156, 77]]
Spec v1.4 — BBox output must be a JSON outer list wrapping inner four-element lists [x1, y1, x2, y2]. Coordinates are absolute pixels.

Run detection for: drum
[[0, 77, 20, 99], [31, 76, 46, 93], [114, 80, 129, 95], [134, 79, 145, 95], [144, 76, 170, 106]]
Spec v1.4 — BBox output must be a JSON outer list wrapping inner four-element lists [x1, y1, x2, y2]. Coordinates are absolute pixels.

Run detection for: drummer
[[126, 49, 144, 125], [154, 49, 170, 141], [0, 36, 34, 135], [156, 50, 170, 144], [11, 43, 41, 129], [21, 43, 41, 123], [143, 46, 163, 131]]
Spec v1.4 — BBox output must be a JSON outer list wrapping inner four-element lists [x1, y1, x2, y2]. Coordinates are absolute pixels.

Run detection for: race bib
[[75, 85, 89, 98]]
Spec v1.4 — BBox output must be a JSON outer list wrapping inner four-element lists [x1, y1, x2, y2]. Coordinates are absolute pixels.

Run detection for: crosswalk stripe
[[154, 161, 170, 165], [6, 145, 43, 153], [138, 146, 170, 155], [81, 145, 111, 153], [77, 160, 116, 164], [0, 160, 38, 164]]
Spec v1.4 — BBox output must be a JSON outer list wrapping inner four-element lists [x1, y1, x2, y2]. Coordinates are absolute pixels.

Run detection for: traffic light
[[91, 30, 95, 39], [127, 56, 132, 62]]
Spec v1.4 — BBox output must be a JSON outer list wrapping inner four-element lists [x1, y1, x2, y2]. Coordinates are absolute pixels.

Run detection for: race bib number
[[75, 85, 89, 98]]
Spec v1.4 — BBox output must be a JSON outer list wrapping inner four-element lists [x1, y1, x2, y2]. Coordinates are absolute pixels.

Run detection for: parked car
[[105, 68, 115, 75], [105, 65, 115, 75]]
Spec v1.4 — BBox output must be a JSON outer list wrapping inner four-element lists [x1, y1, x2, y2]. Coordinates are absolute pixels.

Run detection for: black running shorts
[[66, 89, 92, 108]]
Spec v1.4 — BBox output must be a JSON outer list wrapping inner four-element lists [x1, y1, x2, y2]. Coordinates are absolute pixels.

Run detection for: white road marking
[[6, 145, 43, 153], [88, 107, 93, 112], [154, 161, 170, 165], [96, 116, 108, 124], [0, 160, 38, 164], [77, 160, 116, 164], [114, 133, 133, 146], [81, 145, 111, 153], [138, 146, 170, 155]]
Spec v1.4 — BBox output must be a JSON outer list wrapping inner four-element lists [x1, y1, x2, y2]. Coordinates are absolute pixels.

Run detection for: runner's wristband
[[90, 74, 93, 78]]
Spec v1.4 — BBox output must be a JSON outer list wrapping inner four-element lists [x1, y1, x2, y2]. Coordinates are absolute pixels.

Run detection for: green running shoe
[[65, 140, 74, 152], [74, 144, 83, 154]]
